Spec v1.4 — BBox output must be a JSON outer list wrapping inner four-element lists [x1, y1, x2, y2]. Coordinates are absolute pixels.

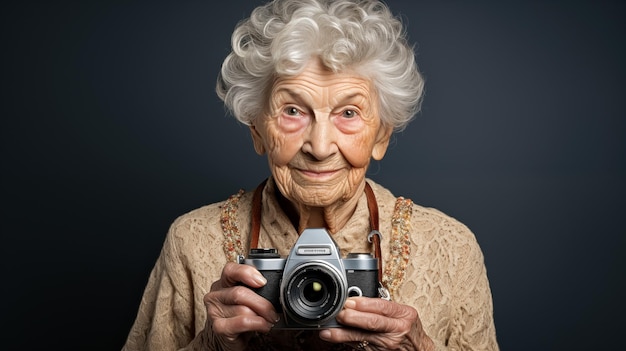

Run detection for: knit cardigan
[[122, 178, 498, 350]]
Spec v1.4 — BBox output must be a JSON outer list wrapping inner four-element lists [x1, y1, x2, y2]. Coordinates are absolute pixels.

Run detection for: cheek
[[333, 113, 381, 168], [339, 135, 375, 168], [268, 138, 302, 166], [266, 119, 306, 166]]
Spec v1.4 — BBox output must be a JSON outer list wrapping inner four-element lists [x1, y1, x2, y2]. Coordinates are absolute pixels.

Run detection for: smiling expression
[[250, 58, 392, 209]]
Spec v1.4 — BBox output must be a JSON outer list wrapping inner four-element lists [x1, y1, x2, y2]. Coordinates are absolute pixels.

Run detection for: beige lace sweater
[[122, 178, 498, 350]]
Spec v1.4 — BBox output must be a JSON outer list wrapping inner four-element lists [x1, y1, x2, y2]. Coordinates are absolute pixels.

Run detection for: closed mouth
[[296, 168, 341, 180]]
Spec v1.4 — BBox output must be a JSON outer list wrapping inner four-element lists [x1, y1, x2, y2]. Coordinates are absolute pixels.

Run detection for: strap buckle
[[378, 282, 391, 301], [367, 230, 382, 243]]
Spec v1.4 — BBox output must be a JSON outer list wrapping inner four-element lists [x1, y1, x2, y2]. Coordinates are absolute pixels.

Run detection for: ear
[[371, 125, 393, 160], [249, 125, 266, 155]]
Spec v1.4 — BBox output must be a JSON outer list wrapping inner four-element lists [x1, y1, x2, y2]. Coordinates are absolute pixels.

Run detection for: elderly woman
[[122, 0, 498, 350]]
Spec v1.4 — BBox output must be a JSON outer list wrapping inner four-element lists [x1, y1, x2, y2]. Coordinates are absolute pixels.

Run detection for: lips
[[288, 153, 350, 182], [295, 168, 342, 181]]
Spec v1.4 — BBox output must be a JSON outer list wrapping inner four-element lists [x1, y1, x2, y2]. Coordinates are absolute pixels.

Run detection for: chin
[[297, 184, 354, 206]]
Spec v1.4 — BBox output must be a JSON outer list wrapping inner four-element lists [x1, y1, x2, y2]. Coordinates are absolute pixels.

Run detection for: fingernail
[[319, 329, 331, 340], [254, 274, 267, 286], [344, 299, 356, 309]]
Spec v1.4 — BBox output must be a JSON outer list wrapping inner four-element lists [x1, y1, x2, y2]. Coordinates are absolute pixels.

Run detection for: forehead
[[271, 59, 373, 95]]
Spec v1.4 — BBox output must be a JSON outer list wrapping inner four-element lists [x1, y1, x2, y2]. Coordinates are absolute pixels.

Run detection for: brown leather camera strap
[[249, 178, 268, 250], [364, 182, 384, 288], [249, 179, 387, 298]]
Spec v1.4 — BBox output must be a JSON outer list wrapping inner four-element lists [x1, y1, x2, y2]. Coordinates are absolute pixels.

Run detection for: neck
[[278, 182, 365, 234]]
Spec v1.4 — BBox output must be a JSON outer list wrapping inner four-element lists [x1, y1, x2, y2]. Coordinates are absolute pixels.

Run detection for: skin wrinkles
[[250, 58, 392, 233]]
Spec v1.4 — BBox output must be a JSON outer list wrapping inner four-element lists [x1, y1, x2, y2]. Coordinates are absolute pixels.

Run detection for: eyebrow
[[274, 87, 307, 102], [334, 91, 368, 102]]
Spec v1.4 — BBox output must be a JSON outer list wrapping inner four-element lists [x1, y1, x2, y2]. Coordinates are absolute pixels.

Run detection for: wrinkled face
[[250, 59, 392, 208]]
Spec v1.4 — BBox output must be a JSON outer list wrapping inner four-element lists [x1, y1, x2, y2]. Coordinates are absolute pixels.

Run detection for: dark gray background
[[2, 0, 624, 350]]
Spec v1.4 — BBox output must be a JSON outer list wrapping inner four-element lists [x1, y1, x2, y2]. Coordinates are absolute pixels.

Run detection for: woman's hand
[[202, 262, 280, 351], [319, 297, 435, 351]]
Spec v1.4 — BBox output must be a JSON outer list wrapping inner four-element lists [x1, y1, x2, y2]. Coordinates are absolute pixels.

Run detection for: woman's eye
[[284, 107, 300, 116], [342, 109, 358, 118]]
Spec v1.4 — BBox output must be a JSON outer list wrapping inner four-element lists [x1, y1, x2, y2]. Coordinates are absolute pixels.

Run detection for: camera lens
[[282, 262, 346, 326], [302, 280, 325, 304]]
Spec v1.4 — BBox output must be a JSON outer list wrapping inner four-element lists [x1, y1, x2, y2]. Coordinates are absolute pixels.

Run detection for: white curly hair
[[216, 0, 424, 132]]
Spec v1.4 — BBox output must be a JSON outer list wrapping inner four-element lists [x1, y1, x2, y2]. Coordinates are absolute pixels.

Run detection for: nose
[[302, 116, 338, 160]]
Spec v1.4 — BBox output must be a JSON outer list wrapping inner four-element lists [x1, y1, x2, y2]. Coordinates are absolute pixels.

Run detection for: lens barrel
[[282, 261, 346, 326]]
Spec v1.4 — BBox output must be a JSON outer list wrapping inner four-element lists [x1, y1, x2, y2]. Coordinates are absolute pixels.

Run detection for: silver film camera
[[238, 228, 378, 329]]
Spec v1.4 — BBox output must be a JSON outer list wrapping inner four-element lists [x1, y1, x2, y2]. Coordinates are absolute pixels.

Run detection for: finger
[[344, 297, 418, 320], [324, 299, 431, 350], [207, 301, 258, 320], [319, 327, 369, 345], [212, 314, 275, 337], [336, 306, 406, 333], [334, 298, 416, 334], [320, 327, 404, 350], [205, 286, 280, 324], [217, 262, 268, 289]]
